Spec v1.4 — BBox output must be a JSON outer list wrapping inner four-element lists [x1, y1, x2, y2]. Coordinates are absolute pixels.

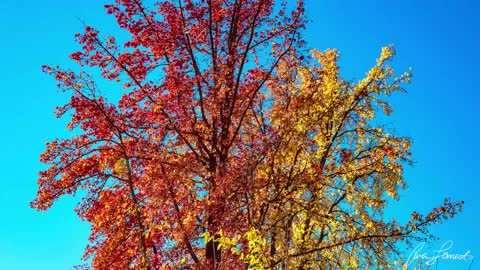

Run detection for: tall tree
[[32, 0, 462, 269]]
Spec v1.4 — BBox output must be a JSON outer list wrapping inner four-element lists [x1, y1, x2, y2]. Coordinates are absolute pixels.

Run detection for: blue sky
[[0, 0, 478, 269]]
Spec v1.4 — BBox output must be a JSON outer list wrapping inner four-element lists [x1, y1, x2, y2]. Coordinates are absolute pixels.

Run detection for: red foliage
[[32, 0, 306, 269]]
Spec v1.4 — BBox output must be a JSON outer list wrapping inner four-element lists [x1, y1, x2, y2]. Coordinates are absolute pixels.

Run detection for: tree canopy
[[32, 0, 463, 269]]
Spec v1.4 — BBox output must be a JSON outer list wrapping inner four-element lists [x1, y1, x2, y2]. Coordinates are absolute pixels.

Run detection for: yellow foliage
[[114, 157, 128, 175], [246, 45, 416, 268]]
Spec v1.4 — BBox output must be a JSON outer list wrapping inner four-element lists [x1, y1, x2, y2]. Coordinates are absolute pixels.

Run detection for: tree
[[32, 0, 462, 269]]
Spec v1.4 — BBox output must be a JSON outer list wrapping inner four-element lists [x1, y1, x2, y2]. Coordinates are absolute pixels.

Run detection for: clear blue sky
[[0, 0, 478, 269]]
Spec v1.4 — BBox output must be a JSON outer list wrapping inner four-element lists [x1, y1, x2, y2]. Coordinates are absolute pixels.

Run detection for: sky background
[[0, 0, 478, 269]]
